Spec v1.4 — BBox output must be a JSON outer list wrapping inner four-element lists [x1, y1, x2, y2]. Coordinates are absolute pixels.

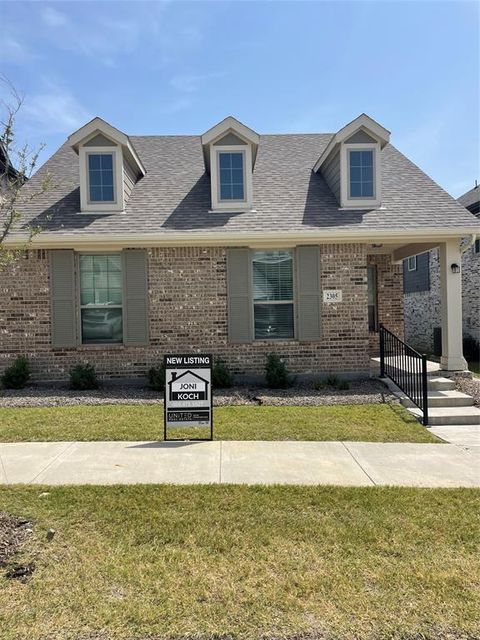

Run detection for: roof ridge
[[129, 132, 334, 139]]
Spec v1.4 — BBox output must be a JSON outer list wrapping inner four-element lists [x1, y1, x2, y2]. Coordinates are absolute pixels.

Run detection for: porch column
[[439, 239, 467, 371]]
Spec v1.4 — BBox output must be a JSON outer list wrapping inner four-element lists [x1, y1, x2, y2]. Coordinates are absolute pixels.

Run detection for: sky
[[1, 0, 479, 197]]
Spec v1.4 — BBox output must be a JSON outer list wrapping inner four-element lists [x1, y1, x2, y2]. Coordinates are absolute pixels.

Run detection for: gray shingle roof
[[458, 184, 479, 216], [11, 133, 480, 239]]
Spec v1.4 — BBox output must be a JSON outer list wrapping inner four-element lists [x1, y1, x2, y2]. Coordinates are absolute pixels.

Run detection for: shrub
[[265, 353, 293, 389], [1, 356, 31, 389], [147, 365, 165, 392], [212, 359, 233, 388], [313, 374, 350, 391], [69, 363, 99, 390]]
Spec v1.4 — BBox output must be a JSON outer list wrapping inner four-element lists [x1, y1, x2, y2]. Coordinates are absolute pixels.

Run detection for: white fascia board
[[201, 116, 259, 146], [123, 142, 146, 177], [313, 113, 391, 173], [68, 117, 146, 177], [7, 227, 480, 250], [69, 117, 129, 149], [312, 136, 337, 173], [340, 113, 390, 143]]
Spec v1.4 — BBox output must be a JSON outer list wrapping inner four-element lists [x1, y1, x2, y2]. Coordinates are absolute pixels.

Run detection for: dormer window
[[341, 141, 380, 208], [349, 149, 374, 199], [219, 151, 245, 201], [313, 114, 390, 210], [88, 153, 115, 202], [68, 117, 146, 214], [201, 117, 259, 212], [78, 145, 122, 212]]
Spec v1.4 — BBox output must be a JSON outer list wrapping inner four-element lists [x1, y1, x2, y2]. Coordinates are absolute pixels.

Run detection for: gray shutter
[[227, 248, 253, 343], [123, 249, 149, 346], [49, 249, 77, 348], [296, 245, 322, 341]]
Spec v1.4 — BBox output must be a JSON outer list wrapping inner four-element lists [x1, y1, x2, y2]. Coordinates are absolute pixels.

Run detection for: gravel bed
[[0, 385, 164, 408], [252, 379, 393, 406], [0, 379, 393, 408], [455, 375, 480, 407]]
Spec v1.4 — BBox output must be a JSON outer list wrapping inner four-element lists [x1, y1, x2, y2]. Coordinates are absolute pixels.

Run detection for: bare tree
[[0, 75, 52, 269]]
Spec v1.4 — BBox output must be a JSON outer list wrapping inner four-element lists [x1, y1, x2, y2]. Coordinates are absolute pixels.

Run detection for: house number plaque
[[323, 289, 343, 303]]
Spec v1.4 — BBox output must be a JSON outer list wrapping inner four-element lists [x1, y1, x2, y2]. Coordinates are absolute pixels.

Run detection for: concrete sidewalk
[[0, 440, 479, 487]]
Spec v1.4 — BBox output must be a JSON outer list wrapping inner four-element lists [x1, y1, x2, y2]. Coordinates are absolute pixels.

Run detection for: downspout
[[461, 234, 477, 254]]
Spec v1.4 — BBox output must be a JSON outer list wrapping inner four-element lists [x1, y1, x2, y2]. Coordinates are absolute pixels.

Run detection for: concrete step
[[428, 377, 456, 391], [401, 390, 474, 409], [409, 406, 480, 426]]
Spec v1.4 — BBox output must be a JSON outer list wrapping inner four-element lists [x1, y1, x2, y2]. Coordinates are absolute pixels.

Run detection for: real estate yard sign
[[164, 354, 213, 441]]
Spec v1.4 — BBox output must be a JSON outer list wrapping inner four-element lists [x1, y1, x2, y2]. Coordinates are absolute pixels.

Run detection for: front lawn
[[0, 403, 440, 443], [0, 485, 478, 640]]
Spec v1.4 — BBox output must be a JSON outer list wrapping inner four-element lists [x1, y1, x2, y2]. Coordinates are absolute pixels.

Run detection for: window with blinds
[[79, 254, 123, 343], [252, 250, 294, 339]]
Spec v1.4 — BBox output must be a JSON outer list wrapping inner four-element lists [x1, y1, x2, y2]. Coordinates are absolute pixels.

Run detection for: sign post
[[164, 354, 213, 441]]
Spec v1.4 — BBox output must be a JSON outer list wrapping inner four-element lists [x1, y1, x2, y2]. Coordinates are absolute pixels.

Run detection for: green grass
[[0, 403, 440, 443], [0, 485, 479, 639]]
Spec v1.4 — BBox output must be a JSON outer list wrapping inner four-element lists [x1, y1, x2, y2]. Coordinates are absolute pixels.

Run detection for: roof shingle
[[11, 132, 480, 238]]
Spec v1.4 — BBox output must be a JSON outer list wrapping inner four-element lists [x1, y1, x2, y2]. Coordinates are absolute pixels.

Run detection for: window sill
[[77, 343, 126, 350], [338, 203, 382, 210], [253, 338, 298, 344]]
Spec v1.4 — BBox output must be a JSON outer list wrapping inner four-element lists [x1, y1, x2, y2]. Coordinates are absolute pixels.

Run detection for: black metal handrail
[[379, 325, 429, 426]]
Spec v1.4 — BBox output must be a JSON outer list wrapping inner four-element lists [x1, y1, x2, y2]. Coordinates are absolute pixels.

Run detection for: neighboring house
[[1, 113, 479, 381], [404, 184, 480, 353], [0, 141, 22, 195]]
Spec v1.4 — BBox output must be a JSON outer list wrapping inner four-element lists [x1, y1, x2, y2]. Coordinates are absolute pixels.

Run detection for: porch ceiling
[[367, 241, 441, 261]]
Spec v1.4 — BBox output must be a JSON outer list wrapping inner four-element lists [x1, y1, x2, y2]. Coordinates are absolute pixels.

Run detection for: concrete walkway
[[429, 424, 480, 446], [1, 440, 479, 487]]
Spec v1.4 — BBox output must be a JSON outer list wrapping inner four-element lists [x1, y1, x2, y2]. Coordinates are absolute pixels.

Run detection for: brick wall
[[368, 254, 404, 355], [0, 244, 404, 380], [404, 244, 480, 353], [462, 244, 480, 343], [404, 249, 441, 353]]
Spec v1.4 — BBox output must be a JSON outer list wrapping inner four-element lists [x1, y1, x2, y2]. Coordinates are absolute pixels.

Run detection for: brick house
[[404, 184, 480, 354], [1, 114, 479, 381]]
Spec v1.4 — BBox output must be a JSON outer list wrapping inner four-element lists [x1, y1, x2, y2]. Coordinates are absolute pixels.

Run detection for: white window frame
[[407, 255, 417, 271], [251, 248, 296, 341], [77, 252, 124, 345], [210, 144, 253, 211], [340, 142, 381, 209], [79, 145, 124, 213]]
